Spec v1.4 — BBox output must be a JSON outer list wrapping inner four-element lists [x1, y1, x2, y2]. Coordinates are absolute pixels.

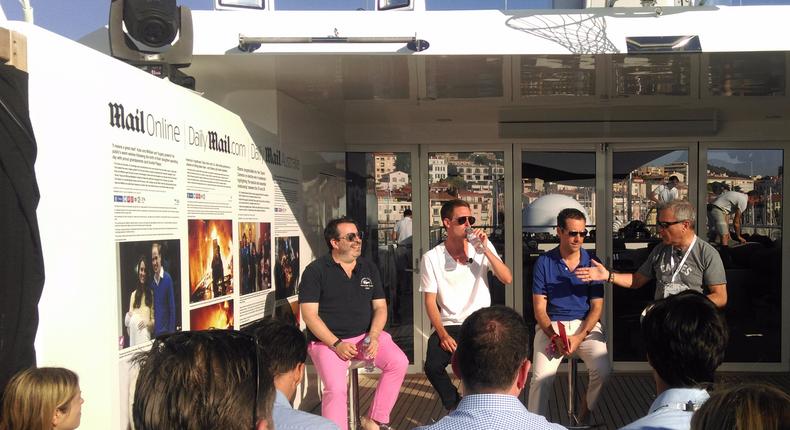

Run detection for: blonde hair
[[1, 367, 79, 430], [691, 383, 790, 430]]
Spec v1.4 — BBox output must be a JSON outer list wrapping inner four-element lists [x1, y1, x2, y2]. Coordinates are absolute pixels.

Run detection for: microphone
[[468, 258, 474, 264]]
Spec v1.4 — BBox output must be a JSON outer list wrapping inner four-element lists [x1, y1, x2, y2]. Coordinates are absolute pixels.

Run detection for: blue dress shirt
[[272, 390, 339, 430], [619, 387, 709, 430], [414, 394, 567, 430]]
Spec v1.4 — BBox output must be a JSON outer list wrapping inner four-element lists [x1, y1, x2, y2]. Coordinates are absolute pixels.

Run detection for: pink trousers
[[308, 331, 408, 430]]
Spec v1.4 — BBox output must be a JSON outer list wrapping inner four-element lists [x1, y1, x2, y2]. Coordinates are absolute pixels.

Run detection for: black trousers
[[424, 325, 462, 409]]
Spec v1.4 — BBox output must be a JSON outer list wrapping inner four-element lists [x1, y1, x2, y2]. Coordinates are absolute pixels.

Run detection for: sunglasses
[[452, 216, 476, 226], [564, 229, 588, 238], [338, 232, 364, 241], [656, 220, 687, 229], [153, 330, 262, 429]]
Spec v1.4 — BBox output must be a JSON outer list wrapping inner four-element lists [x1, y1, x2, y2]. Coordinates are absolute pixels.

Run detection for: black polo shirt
[[298, 253, 385, 341]]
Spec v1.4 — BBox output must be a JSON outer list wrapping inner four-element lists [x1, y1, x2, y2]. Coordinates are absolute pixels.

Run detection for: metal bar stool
[[566, 357, 593, 429], [347, 360, 366, 430]]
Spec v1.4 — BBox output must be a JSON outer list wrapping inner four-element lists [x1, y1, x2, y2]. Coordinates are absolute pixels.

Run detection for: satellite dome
[[523, 194, 588, 233]]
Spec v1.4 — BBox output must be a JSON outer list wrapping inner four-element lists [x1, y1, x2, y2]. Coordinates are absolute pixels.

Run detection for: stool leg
[[348, 368, 361, 430], [568, 357, 577, 426]]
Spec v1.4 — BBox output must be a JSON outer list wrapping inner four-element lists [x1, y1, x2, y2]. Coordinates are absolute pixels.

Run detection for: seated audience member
[[132, 330, 275, 430], [416, 306, 566, 430], [620, 291, 728, 430], [244, 318, 339, 430], [0, 367, 84, 430], [691, 383, 790, 430]]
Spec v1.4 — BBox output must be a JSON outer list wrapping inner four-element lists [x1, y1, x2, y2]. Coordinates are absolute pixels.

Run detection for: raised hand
[[574, 259, 609, 282]]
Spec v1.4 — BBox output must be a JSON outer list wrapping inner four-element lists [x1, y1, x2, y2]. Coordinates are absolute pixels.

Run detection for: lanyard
[[669, 236, 696, 283]]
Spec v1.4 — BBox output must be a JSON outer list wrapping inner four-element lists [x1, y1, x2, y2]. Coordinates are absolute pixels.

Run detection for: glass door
[[418, 145, 514, 361], [605, 143, 696, 364], [346, 147, 422, 372], [517, 145, 604, 336]]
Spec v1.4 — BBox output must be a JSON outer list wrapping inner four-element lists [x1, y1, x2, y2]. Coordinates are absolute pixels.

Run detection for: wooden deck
[[352, 371, 790, 429]]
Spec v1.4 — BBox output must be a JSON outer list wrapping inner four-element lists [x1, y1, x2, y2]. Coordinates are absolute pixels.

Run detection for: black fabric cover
[[0, 64, 45, 395]]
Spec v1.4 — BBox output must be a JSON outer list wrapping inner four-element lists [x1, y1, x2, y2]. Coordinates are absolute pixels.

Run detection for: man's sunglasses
[[563, 229, 588, 238], [338, 232, 364, 241], [453, 216, 476, 226], [656, 220, 687, 229]]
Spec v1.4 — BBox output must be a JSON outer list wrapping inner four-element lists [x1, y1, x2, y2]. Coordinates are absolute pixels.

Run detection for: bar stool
[[347, 360, 366, 430], [566, 357, 593, 429]]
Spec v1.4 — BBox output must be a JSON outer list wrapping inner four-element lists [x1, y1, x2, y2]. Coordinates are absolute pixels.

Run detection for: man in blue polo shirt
[[527, 208, 610, 424]]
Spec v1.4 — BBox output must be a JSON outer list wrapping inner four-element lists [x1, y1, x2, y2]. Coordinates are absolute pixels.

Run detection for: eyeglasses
[[338, 232, 364, 241], [656, 220, 687, 229], [453, 216, 476, 226], [152, 330, 262, 429], [563, 229, 588, 238]]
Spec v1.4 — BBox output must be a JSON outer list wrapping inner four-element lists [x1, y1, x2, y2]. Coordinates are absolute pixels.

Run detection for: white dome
[[523, 194, 588, 233]]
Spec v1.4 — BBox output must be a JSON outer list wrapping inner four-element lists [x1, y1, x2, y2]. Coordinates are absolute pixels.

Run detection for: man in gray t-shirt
[[576, 200, 727, 308]]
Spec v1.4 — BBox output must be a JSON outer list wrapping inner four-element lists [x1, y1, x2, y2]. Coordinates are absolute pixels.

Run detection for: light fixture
[[215, 0, 265, 10], [238, 34, 429, 52], [625, 35, 701, 54], [378, 0, 412, 10], [109, 0, 194, 88]]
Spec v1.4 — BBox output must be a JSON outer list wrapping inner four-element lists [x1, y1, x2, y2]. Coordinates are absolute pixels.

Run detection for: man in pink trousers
[[299, 217, 408, 430]]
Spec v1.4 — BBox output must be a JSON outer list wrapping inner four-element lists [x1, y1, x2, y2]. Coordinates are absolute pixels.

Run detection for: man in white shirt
[[391, 209, 412, 244], [419, 199, 512, 411], [709, 190, 761, 246], [650, 176, 680, 204]]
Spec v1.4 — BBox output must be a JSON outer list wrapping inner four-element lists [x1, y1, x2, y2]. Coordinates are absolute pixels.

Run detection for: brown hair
[[691, 383, 790, 430], [1, 367, 80, 430]]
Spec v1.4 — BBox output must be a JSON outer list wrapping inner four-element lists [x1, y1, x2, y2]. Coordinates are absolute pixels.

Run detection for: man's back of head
[[133, 330, 275, 430], [642, 291, 728, 388], [244, 318, 307, 377], [456, 306, 530, 393]]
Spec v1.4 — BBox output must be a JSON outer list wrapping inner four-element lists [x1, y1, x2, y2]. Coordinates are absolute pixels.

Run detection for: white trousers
[[527, 320, 610, 418]]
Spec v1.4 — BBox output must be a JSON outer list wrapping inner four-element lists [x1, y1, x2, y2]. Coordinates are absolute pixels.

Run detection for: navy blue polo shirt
[[532, 247, 604, 321], [298, 253, 385, 341]]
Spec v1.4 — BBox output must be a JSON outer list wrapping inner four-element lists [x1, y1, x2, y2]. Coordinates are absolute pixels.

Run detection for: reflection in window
[[611, 150, 689, 361], [521, 152, 596, 327], [706, 149, 782, 362], [708, 52, 785, 97], [520, 55, 596, 97], [342, 56, 410, 100], [347, 152, 415, 363], [425, 56, 503, 99], [612, 54, 692, 97]]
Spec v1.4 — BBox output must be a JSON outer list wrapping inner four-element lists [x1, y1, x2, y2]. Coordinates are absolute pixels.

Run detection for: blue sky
[[0, 0, 214, 40]]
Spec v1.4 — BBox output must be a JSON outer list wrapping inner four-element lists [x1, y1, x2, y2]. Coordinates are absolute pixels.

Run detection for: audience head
[[641, 291, 727, 389], [1, 367, 82, 430], [455, 306, 531, 394], [243, 318, 307, 401], [691, 383, 790, 430], [132, 330, 275, 430]]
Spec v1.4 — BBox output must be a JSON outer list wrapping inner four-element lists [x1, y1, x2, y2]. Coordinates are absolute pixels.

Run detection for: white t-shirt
[[653, 184, 679, 203], [394, 216, 413, 244], [713, 190, 748, 214], [419, 240, 499, 326]]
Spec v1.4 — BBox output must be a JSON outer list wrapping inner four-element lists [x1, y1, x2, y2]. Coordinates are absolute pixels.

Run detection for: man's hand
[[334, 342, 358, 360], [551, 335, 568, 356], [574, 259, 608, 282], [365, 335, 379, 360], [737, 235, 747, 244], [565, 333, 585, 356], [439, 333, 457, 353]]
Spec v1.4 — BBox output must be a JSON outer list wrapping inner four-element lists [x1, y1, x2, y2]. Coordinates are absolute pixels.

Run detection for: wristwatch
[[330, 339, 342, 349]]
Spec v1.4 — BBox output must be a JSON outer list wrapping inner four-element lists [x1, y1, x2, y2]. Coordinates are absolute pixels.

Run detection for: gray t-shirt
[[637, 236, 727, 300]]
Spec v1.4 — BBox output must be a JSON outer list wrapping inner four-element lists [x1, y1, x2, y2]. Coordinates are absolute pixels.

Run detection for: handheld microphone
[[468, 258, 474, 264]]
